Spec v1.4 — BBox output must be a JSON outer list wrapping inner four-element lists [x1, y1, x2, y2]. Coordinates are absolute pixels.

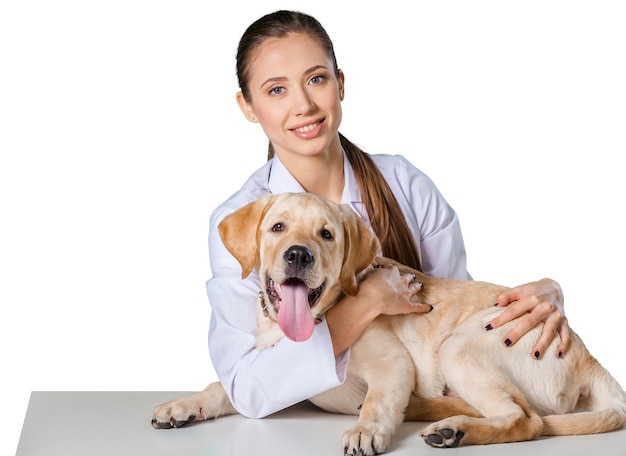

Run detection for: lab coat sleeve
[[206, 205, 349, 419], [380, 155, 471, 280]]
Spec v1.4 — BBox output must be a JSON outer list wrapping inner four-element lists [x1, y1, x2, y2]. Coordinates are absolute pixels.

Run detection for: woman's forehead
[[247, 34, 333, 85]]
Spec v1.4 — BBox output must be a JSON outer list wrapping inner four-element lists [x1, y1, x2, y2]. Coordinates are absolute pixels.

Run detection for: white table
[[16, 391, 626, 455]]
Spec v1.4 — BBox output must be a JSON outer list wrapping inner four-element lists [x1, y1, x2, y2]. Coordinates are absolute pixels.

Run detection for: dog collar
[[258, 290, 271, 318]]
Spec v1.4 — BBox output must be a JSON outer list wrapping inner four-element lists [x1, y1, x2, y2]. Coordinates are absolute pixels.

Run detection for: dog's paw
[[419, 421, 465, 448], [342, 423, 391, 456], [151, 397, 207, 429]]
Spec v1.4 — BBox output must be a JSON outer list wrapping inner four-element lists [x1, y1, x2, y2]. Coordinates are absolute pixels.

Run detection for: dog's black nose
[[284, 245, 314, 273]]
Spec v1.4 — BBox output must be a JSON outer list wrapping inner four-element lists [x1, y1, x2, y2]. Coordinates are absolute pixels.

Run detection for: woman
[[206, 10, 568, 419]]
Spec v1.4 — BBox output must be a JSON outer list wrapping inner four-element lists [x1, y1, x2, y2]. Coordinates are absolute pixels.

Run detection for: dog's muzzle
[[259, 245, 325, 342]]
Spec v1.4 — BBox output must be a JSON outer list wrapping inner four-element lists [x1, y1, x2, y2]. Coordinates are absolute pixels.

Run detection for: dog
[[152, 192, 626, 453]]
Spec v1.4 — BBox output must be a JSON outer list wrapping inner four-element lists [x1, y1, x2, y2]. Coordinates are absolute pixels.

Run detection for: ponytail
[[339, 133, 422, 271]]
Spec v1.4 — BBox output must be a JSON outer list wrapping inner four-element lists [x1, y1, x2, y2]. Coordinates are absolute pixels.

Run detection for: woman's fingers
[[487, 298, 568, 359]]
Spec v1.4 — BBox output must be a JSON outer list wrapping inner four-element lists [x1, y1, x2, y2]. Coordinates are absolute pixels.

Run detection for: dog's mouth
[[266, 277, 325, 342]]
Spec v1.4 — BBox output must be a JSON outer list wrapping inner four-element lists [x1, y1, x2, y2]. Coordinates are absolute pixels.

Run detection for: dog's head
[[218, 192, 379, 343]]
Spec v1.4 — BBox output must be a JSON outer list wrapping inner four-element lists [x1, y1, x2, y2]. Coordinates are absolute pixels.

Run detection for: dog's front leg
[[341, 323, 415, 456], [151, 381, 237, 429]]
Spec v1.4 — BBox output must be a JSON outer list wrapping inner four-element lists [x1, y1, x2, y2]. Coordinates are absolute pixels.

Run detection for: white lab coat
[[206, 152, 470, 418]]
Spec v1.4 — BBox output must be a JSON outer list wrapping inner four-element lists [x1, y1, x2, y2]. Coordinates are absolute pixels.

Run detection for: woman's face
[[237, 33, 344, 160]]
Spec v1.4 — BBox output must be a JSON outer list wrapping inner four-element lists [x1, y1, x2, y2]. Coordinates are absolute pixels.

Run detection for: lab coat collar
[[267, 151, 365, 218]]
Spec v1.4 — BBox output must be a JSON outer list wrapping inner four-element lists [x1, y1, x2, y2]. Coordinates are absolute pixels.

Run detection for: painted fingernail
[[504, 338, 512, 347], [494, 302, 499, 306], [429, 305, 434, 312], [485, 324, 493, 331], [558, 351, 563, 358], [534, 351, 540, 359]]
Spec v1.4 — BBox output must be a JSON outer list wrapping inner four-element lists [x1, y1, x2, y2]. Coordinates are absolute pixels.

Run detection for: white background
[[1, 1, 625, 454]]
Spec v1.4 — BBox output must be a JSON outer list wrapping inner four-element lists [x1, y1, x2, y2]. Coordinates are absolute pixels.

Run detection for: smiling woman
[[150, 9, 573, 427]]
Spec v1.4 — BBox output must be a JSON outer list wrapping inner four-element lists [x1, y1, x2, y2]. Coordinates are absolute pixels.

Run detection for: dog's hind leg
[[152, 381, 237, 429], [404, 395, 482, 421], [417, 322, 545, 447], [542, 359, 626, 436], [419, 391, 544, 447], [340, 325, 415, 456]]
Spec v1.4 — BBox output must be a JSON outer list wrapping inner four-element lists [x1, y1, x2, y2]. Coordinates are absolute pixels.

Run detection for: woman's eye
[[320, 229, 333, 240], [269, 86, 285, 95], [310, 75, 325, 85], [272, 223, 284, 232]]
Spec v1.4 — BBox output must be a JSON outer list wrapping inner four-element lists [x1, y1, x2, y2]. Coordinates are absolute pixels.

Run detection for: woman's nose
[[292, 88, 316, 116]]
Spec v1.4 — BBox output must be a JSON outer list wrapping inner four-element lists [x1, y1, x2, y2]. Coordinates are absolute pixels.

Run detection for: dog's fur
[[152, 192, 626, 453]]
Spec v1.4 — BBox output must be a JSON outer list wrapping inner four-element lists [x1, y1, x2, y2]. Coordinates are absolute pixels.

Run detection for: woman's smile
[[290, 118, 325, 139]]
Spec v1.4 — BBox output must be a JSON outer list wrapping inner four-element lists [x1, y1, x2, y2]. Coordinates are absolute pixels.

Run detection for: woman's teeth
[[295, 122, 319, 133]]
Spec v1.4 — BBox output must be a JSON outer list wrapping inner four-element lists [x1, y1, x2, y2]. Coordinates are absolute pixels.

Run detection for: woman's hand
[[326, 264, 429, 357], [359, 264, 431, 316], [486, 278, 570, 359]]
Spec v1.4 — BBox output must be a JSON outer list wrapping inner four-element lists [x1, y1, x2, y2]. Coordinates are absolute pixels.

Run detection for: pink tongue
[[277, 280, 315, 342]]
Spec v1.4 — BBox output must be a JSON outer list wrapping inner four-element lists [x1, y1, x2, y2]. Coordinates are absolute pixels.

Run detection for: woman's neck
[[275, 138, 345, 203]]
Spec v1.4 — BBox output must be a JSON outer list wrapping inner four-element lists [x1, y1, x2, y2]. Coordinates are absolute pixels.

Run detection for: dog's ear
[[218, 194, 273, 279], [339, 206, 380, 296]]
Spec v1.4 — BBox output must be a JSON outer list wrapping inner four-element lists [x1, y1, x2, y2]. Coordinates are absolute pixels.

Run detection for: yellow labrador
[[152, 192, 626, 453]]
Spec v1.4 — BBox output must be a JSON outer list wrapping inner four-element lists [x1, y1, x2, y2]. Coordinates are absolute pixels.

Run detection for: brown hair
[[236, 10, 422, 271]]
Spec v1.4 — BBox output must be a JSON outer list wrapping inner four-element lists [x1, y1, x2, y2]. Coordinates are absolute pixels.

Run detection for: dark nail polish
[[558, 351, 563, 358], [494, 302, 499, 306], [429, 305, 434, 312], [504, 338, 512, 347], [534, 351, 540, 359], [485, 324, 493, 331]]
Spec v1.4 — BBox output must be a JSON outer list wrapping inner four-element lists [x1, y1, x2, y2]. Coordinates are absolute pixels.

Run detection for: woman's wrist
[[326, 292, 380, 357]]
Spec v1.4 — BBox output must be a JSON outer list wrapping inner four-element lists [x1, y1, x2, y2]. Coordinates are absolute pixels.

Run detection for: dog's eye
[[320, 229, 333, 240], [272, 223, 285, 232]]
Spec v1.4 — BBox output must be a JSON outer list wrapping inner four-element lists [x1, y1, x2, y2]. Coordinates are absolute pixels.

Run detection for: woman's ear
[[338, 69, 345, 101], [236, 91, 259, 123]]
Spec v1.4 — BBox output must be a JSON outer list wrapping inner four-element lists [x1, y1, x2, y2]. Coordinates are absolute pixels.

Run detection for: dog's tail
[[542, 361, 626, 436]]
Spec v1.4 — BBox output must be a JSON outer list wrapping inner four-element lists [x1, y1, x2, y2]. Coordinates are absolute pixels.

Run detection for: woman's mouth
[[291, 119, 325, 139]]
